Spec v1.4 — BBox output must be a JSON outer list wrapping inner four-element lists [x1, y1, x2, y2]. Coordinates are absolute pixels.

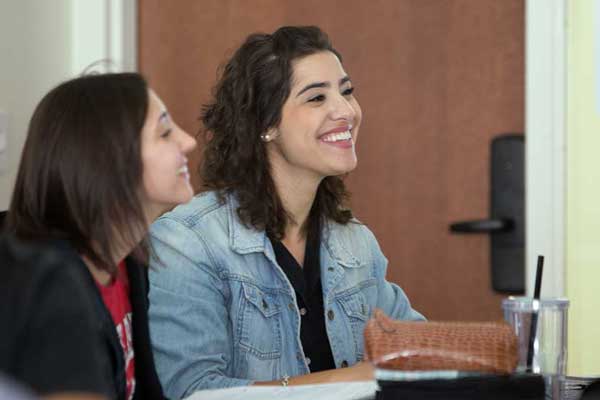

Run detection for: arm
[[365, 227, 426, 321], [253, 362, 374, 386], [148, 218, 253, 398]]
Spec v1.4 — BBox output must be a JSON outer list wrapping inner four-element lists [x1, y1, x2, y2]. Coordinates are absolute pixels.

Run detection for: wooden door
[[139, 0, 524, 321]]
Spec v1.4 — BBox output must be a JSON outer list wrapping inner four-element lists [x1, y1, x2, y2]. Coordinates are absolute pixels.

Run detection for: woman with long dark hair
[[148, 26, 424, 398], [6, 73, 196, 400]]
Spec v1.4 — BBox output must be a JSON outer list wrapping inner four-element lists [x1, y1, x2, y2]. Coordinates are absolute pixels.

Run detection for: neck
[[83, 245, 135, 287], [82, 254, 113, 285], [82, 226, 143, 285], [111, 239, 137, 265], [270, 163, 321, 241], [143, 203, 167, 228]]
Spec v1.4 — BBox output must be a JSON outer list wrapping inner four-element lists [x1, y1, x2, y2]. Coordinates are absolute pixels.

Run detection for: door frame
[[525, 0, 567, 297], [71, 0, 137, 74], [108, 0, 567, 297]]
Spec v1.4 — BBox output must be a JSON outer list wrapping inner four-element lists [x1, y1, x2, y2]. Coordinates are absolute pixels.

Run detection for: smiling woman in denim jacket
[[147, 25, 425, 399]]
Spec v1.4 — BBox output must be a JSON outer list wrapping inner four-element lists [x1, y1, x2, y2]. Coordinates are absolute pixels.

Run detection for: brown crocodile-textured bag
[[364, 309, 518, 374]]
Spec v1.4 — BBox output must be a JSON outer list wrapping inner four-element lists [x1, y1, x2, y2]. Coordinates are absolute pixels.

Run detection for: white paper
[[184, 380, 378, 400]]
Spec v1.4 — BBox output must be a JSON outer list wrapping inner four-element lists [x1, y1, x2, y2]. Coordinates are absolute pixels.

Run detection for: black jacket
[[0, 236, 108, 396], [52, 241, 165, 400]]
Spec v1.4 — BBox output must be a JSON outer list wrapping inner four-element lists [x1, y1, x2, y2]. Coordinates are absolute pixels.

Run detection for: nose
[[329, 92, 356, 122], [176, 126, 197, 154]]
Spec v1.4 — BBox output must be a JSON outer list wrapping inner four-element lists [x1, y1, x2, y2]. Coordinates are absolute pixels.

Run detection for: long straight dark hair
[[7, 73, 149, 275]]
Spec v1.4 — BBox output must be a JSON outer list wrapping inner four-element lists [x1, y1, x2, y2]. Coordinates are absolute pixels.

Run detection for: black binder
[[375, 374, 545, 400]]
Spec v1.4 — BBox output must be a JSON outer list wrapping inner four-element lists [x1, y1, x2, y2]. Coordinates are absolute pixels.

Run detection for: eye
[[160, 129, 172, 138], [342, 87, 355, 96], [308, 94, 325, 103]]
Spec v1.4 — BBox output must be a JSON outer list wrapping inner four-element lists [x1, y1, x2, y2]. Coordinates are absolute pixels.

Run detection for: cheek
[[142, 151, 175, 188], [141, 164, 161, 197]]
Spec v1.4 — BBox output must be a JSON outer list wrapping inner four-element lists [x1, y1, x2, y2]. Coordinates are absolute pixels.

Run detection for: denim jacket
[[148, 191, 424, 398]]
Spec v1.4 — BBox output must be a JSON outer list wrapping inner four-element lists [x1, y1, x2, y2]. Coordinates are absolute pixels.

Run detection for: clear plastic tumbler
[[502, 296, 569, 399]]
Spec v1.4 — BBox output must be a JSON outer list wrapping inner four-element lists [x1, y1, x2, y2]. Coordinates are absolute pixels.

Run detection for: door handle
[[449, 218, 514, 233], [448, 134, 524, 294]]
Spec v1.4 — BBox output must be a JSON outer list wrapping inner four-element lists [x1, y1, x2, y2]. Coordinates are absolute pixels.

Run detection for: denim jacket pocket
[[336, 281, 376, 360], [237, 282, 283, 360]]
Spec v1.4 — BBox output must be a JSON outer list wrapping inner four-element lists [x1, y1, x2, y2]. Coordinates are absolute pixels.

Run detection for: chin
[[331, 160, 357, 176], [160, 194, 194, 212], [182, 188, 195, 203]]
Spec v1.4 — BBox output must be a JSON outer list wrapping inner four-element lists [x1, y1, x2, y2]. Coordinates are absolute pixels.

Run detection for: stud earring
[[260, 129, 278, 142]]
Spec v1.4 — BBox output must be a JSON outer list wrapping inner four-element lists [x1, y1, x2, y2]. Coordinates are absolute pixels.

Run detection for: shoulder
[[0, 235, 89, 295], [148, 191, 237, 275], [158, 190, 227, 228], [0, 237, 100, 333], [151, 190, 232, 233], [323, 217, 384, 269], [150, 192, 230, 251], [326, 217, 378, 247]]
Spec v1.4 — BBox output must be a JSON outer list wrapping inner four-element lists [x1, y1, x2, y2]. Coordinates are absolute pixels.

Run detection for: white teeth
[[322, 130, 352, 142]]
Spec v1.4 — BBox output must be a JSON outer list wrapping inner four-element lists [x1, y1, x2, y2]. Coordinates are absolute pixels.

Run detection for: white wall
[[565, 0, 600, 376], [0, 0, 136, 211], [0, 0, 73, 210]]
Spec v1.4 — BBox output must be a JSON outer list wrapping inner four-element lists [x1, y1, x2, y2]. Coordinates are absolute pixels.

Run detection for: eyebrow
[[296, 76, 352, 97]]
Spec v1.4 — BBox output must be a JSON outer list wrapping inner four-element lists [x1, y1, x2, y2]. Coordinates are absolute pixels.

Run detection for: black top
[[0, 236, 165, 400], [269, 224, 336, 373], [0, 235, 109, 396]]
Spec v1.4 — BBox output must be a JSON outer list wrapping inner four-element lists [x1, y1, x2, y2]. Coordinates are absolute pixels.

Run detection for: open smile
[[177, 164, 190, 181], [319, 125, 354, 148], [321, 130, 352, 143]]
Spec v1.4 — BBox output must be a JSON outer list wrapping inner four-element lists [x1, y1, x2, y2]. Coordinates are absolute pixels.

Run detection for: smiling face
[[140, 90, 197, 220], [266, 51, 362, 186]]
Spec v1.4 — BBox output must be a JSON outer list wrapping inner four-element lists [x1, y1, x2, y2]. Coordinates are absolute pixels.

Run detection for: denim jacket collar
[[226, 192, 363, 269], [321, 222, 364, 269], [226, 193, 269, 255]]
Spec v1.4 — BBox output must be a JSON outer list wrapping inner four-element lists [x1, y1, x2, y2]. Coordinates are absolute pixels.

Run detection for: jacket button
[[300, 307, 307, 316], [327, 309, 335, 320], [288, 302, 295, 310], [341, 360, 349, 368], [262, 299, 268, 309]]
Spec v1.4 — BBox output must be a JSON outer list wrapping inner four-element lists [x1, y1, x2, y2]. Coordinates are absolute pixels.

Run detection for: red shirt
[[96, 260, 135, 400]]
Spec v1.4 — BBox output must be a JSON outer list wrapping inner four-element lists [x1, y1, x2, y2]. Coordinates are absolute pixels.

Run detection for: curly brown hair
[[201, 26, 353, 240]]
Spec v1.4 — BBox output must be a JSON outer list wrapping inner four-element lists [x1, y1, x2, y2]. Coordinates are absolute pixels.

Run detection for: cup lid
[[502, 296, 569, 311]]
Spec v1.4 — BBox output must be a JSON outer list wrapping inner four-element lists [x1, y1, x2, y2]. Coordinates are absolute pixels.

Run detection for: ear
[[260, 128, 279, 142]]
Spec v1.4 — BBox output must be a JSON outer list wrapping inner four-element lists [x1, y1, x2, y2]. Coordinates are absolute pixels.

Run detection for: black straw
[[526, 255, 544, 372]]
